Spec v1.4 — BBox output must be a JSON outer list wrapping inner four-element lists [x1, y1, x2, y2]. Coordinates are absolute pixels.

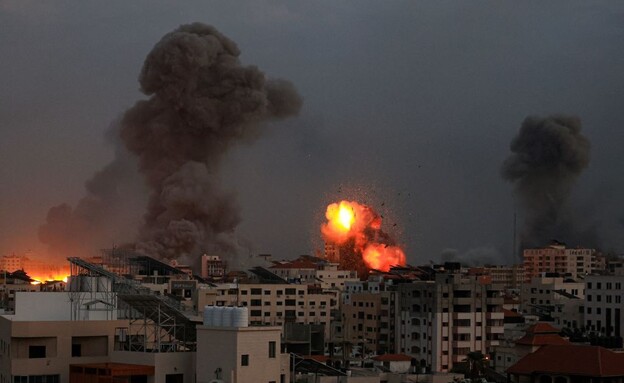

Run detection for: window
[[269, 341, 276, 358], [250, 310, 262, 316], [251, 288, 262, 295], [29, 345, 46, 359], [241, 354, 249, 366], [251, 299, 262, 306], [72, 344, 81, 357]]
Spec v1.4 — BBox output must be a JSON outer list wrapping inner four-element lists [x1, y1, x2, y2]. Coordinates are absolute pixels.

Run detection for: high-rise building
[[396, 273, 504, 372]]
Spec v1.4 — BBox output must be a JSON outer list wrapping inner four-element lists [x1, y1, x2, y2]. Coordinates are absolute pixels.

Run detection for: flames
[[321, 200, 406, 272]]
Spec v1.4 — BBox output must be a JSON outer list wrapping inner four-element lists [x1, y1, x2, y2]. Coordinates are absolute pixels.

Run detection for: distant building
[[520, 275, 584, 328], [523, 242, 604, 280], [196, 283, 338, 337], [468, 265, 526, 290], [200, 254, 225, 280]]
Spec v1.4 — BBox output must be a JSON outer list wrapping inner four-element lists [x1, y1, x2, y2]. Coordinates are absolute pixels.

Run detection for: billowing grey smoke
[[501, 115, 592, 249], [39, 23, 302, 262], [38, 125, 144, 258], [120, 23, 302, 259]]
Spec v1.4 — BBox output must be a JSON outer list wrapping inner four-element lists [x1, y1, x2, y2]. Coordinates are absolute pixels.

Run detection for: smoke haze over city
[[1, 1, 624, 265]]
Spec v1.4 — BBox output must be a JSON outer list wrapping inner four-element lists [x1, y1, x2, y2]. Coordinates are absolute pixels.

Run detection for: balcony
[[453, 312, 472, 320], [454, 297, 474, 305], [452, 340, 472, 348], [452, 326, 472, 334]]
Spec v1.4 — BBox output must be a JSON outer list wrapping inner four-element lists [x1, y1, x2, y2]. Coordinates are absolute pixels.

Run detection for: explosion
[[321, 200, 406, 274]]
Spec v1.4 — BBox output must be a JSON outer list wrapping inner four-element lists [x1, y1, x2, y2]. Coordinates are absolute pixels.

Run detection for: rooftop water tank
[[222, 306, 234, 327], [232, 307, 249, 328], [203, 306, 215, 326]]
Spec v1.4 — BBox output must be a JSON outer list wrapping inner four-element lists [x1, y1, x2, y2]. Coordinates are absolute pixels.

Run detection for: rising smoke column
[[501, 115, 591, 248], [321, 200, 406, 276], [40, 23, 302, 261], [39, 123, 144, 258], [120, 23, 302, 259]]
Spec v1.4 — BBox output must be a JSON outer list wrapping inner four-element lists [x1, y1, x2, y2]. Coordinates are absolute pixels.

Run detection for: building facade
[[396, 273, 504, 373]]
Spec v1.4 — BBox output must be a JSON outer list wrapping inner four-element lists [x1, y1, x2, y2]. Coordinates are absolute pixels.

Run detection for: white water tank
[[232, 307, 249, 328], [203, 306, 215, 326], [212, 306, 224, 327], [222, 306, 234, 326]]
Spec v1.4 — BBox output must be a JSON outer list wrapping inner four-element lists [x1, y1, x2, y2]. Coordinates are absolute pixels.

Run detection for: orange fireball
[[321, 199, 406, 273], [363, 243, 406, 271]]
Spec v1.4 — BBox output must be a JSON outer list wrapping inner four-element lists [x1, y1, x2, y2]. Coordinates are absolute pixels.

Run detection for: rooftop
[[508, 345, 624, 377]]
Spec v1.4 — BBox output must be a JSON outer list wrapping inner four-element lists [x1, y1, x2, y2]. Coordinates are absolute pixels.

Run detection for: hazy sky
[[1, 1, 623, 264]]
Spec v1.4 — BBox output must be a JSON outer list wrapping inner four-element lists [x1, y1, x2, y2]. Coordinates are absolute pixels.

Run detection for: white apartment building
[[584, 274, 624, 337], [269, 259, 358, 290], [520, 276, 584, 328], [196, 283, 338, 337], [397, 273, 504, 373]]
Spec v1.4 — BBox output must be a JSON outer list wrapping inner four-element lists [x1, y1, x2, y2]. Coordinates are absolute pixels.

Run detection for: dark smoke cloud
[[440, 246, 501, 266], [501, 115, 593, 249], [38, 123, 144, 257], [121, 23, 302, 260], [39, 23, 302, 263]]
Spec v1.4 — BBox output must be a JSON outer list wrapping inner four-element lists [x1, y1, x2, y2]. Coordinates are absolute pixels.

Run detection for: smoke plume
[[501, 115, 592, 249], [38, 123, 144, 258], [40, 23, 302, 262]]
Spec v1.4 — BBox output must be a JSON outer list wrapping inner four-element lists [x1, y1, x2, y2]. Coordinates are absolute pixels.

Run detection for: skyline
[[1, 1, 623, 265]]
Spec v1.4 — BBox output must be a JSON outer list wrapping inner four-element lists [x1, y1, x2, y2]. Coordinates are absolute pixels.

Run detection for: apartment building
[[584, 274, 624, 337], [341, 289, 399, 355], [196, 283, 338, 337], [520, 276, 584, 328], [200, 255, 225, 280], [396, 273, 504, 373], [468, 265, 526, 290], [269, 257, 359, 290], [523, 242, 604, 279]]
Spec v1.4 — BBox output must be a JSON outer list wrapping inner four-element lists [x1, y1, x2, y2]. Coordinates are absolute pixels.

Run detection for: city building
[[200, 255, 225, 281], [507, 345, 624, 383], [341, 287, 399, 356], [468, 265, 526, 290], [493, 322, 570, 375], [520, 275, 584, 328], [523, 242, 604, 280], [196, 283, 338, 337], [396, 273, 504, 373], [197, 307, 289, 383], [584, 274, 624, 337]]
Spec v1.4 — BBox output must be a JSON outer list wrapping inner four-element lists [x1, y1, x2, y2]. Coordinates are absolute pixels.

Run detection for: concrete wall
[[197, 325, 286, 383], [4, 319, 128, 382], [112, 351, 196, 383]]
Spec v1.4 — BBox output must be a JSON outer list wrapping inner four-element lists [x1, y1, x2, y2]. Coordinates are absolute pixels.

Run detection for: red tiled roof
[[514, 322, 569, 346], [515, 333, 570, 346], [528, 322, 560, 334], [507, 345, 624, 377], [372, 354, 412, 362]]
